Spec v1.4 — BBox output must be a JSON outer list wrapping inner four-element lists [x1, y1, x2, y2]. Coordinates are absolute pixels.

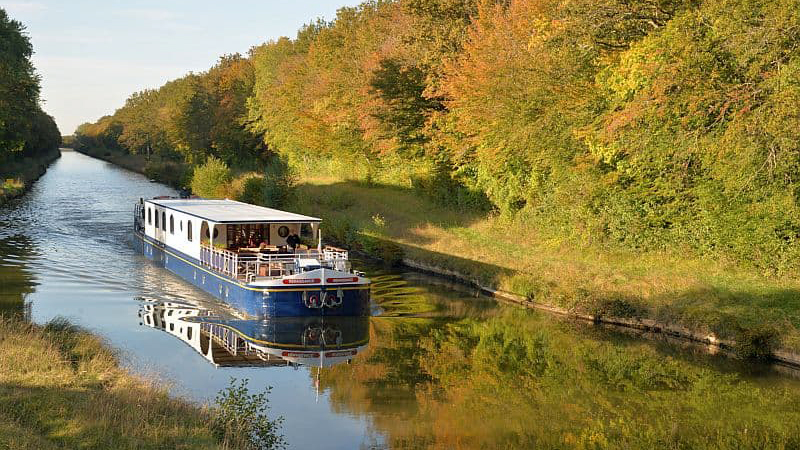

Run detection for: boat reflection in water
[[138, 300, 369, 368]]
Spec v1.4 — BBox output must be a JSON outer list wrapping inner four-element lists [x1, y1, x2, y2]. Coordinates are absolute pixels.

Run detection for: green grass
[[289, 177, 800, 355], [0, 178, 24, 198], [0, 317, 225, 449]]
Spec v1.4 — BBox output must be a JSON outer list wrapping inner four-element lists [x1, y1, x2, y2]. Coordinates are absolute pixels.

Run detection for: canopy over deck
[[147, 199, 321, 224]]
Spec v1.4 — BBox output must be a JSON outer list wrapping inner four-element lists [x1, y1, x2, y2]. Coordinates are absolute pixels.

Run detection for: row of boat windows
[[146, 207, 193, 241], [143, 316, 193, 340]]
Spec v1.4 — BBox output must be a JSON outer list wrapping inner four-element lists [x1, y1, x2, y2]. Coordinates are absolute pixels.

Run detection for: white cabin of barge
[[136, 198, 349, 283]]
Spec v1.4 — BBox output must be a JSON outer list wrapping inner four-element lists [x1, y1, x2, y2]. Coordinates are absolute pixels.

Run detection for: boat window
[[180, 220, 183, 231], [147, 208, 151, 225], [155, 209, 159, 228], [162, 212, 166, 231], [187, 220, 193, 242], [278, 225, 290, 238], [301, 223, 313, 238], [187, 327, 193, 340], [169, 215, 174, 234]]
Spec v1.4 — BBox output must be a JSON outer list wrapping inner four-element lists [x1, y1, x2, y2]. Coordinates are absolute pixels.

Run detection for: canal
[[2, 150, 800, 448]]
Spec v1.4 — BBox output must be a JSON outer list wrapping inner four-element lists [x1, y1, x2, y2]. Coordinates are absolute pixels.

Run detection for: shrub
[[1, 178, 24, 197], [191, 156, 231, 198], [361, 235, 404, 266], [239, 176, 267, 205], [228, 173, 268, 205], [211, 378, 285, 450], [322, 216, 361, 248], [262, 156, 295, 208], [733, 324, 782, 360], [144, 161, 187, 188]]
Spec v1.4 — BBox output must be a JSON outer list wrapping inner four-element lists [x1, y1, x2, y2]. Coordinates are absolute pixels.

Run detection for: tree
[[0, 8, 60, 166]]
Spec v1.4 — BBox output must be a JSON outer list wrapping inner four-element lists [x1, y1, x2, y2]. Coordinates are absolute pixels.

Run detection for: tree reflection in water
[[0, 234, 37, 319], [319, 274, 800, 449]]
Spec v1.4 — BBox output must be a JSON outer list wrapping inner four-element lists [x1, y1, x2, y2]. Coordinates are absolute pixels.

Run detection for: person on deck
[[286, 233, 300, 252]]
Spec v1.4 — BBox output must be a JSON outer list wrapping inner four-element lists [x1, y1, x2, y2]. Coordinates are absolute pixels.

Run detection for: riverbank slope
[[289, 176, 800, 360], [0, 147, 61, 206], [0, 317, 221, 449], [72, 149, 800, 362]]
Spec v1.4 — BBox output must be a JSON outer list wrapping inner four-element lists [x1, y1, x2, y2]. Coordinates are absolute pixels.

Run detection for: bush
[[211, 378, 285, 450], [733, 324, 782, 360], [322, 216, 361, 249], [361, 235, 404, 266], [191, 156, 231, 198], [228, 173, 267, 205], [262, 156, 294, 208], [144, 161, 187, 188]]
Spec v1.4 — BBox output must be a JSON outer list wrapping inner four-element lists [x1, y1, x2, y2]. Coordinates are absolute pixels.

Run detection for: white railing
[[199, 245, 350, 282], [200, 245, 239, 278]]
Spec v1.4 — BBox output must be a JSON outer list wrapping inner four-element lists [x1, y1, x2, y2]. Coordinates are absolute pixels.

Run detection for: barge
[[133, 198, 370, 318]]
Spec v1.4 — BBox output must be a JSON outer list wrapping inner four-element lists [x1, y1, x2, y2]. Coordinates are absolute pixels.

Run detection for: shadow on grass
[[293, 179, 490, 248]]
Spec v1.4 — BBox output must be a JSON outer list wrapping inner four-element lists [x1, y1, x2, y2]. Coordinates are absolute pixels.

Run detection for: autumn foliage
[[75, 0, 800, 274]]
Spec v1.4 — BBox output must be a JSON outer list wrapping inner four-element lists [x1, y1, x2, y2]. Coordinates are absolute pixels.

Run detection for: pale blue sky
[[1, 1, 362, 135]]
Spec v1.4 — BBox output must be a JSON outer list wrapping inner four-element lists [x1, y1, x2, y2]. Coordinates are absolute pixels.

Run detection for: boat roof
[[145, 198, 321, 224]]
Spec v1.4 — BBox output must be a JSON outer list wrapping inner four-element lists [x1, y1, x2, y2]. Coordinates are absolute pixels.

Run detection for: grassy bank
[[288, 176, 800, 357], [0, 147, 60, 206], [0, 317, 222, 449], [0, 317, 285, 449]]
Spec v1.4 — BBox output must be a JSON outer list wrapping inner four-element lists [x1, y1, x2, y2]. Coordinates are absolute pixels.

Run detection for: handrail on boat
[[199, 244, 350, 282]]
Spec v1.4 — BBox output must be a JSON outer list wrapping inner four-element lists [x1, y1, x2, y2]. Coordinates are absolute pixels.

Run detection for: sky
[[1, 1, 362, 135]]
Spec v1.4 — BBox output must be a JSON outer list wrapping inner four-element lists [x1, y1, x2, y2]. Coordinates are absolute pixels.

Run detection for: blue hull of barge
[[134, 233, 370, 318]]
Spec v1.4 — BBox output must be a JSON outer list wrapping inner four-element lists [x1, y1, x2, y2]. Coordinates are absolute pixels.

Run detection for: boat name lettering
[[281, 351, 321, 358], [325, 350, 358, 357], [326, 277, 359, 283], [282, 278, 321, 285]]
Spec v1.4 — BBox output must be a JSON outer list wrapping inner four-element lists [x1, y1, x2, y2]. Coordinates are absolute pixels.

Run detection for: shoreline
[[72, 147, 800, 369], [400, 258, 800, 370], [0, 147, 61, 206]]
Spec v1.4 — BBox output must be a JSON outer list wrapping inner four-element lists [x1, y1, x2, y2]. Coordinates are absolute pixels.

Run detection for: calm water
[[2, 150, 800, 449]]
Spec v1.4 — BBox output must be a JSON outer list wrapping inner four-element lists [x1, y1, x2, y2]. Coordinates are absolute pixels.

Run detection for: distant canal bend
[[3, 150, 800, 449]]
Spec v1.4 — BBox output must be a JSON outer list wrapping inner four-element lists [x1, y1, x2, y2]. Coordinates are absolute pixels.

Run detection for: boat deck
[[199, 244, 350, 283]]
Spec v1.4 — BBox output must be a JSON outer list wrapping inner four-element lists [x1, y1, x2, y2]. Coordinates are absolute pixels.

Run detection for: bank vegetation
[[0, 8, 61, 205], [0, 317, 284, 449], [73, 0, 800, 356]]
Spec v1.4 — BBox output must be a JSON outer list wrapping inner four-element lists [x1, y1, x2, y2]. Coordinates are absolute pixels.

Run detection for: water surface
[[2, 151, 800, 449]]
